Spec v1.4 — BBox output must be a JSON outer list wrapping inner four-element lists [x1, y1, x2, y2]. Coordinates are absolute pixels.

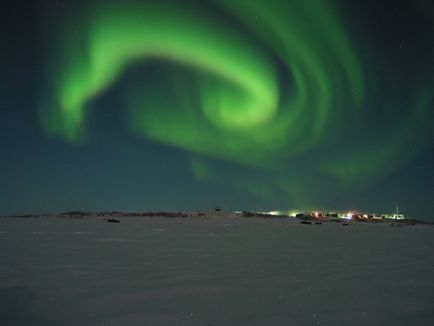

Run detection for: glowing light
[[40, 0, 434, 205], [41, 0, 363, 155], [268, 211, 284, 216]]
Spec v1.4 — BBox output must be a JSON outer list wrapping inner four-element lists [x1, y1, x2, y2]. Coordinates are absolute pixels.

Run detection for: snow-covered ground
[[0, 216, 433, 325]]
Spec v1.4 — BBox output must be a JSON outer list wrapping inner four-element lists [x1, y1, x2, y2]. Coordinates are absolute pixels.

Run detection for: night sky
[[1, 0, 433, 217]]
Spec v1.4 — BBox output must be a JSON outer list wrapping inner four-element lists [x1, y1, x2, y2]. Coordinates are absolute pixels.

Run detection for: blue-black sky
[[1, 0, 433, 217]]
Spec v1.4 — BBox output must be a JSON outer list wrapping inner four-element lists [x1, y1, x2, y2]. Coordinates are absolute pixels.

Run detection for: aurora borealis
[[1, 0, 434, 216], [45, 0, 365, 160]]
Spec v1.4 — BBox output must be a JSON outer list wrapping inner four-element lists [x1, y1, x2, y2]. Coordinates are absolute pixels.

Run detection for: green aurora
[[41, 0, 433, 207]]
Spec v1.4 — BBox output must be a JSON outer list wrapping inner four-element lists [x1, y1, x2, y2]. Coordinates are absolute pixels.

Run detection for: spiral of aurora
[[41, 0, 433, 206]]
